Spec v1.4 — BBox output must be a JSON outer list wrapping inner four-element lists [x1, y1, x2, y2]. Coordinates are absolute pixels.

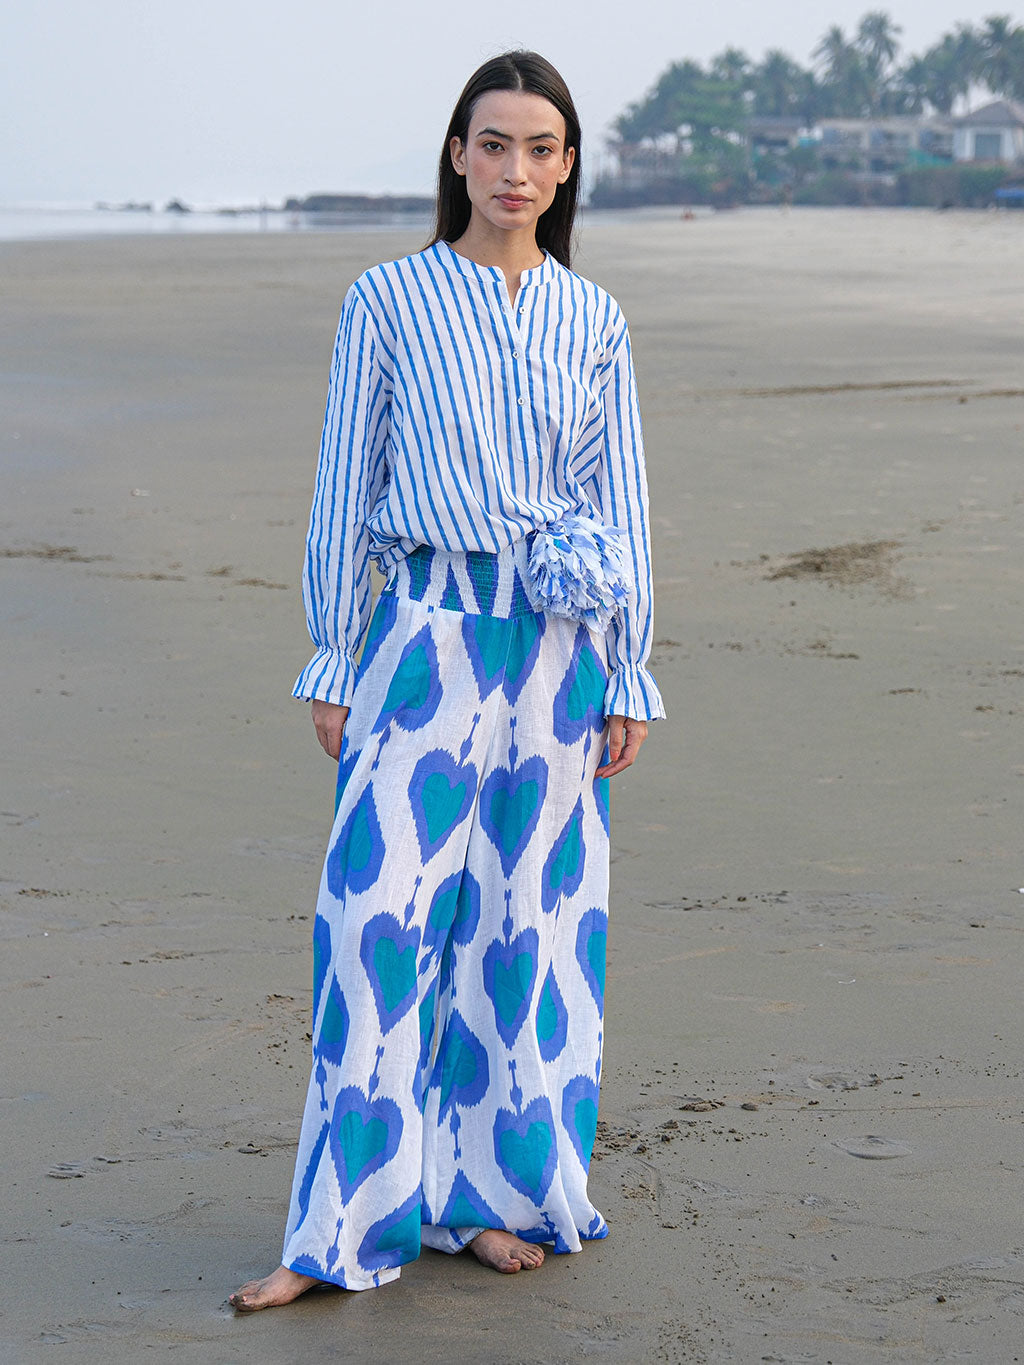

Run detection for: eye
[[482, 141, 504, 153], [532, 145, 554, 158]]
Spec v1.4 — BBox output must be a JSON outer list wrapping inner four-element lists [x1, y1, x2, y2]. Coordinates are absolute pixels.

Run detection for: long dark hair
[[428, 51, 582, 268]]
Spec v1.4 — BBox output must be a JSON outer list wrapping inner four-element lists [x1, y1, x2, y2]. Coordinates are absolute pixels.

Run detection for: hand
[[310, 699, 350, 759], [595, 715, 648, 779]]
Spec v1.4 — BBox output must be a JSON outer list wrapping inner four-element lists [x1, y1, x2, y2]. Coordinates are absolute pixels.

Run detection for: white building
[[817, 116, 953, 171], [953, 100, 1024, 164]]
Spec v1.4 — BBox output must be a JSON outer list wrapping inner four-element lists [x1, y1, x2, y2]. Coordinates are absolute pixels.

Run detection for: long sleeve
[[292, 286, 390, 706], [594, 311, 666, 722]]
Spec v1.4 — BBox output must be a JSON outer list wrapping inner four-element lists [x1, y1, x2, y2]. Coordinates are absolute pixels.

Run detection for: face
[[450, 89, 575, 238]]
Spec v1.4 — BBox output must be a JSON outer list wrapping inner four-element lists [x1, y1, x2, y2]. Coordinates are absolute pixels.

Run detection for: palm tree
[[855, 10, 902, 112], [753, 50, 809, 117], [856, 11, 902, 78], [895, 55, 932, 115], [908, 26, 981, 115], [977, 15, 1024, 96], [814, 24, 871, 116], [709, 47, 752, 90]]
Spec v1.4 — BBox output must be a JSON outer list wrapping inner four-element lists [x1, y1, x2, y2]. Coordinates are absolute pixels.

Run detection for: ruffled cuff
[[603, 665, 666, 721], [292, 647, 359, 707]]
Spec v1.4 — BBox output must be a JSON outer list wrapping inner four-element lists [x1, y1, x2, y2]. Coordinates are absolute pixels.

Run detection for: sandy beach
[[3, 207, 1024, 1363]]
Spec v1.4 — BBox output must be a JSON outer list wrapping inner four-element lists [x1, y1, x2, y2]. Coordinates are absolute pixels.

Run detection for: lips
[[496, 196, 530, 208]]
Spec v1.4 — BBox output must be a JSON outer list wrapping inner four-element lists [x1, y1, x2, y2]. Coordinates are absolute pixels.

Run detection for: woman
[[231, 49, 664, 1312]]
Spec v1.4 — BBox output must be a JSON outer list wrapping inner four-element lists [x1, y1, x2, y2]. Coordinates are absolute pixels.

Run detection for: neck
[[450, 215, 545, 278]]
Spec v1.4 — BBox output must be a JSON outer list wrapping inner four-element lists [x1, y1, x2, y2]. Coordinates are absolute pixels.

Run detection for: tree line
[[615, 12, 1024, 148]]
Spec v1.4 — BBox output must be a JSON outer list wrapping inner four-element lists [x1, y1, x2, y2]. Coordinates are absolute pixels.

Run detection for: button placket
[[498, 283, 530, 416]]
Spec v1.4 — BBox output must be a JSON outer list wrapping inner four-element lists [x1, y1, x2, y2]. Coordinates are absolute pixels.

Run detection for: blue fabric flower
[[527, 515, 628, 633]]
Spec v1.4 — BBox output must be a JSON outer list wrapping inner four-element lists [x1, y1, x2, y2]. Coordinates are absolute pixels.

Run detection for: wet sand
[[3, 208, 1023, 1362]]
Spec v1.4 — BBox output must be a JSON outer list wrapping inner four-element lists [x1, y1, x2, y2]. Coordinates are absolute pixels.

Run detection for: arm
[[593, 305, 666, 726], [292, 284, 390, 712]]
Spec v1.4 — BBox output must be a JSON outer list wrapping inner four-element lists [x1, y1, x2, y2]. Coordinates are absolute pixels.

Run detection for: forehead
[[467, 89, 566, 141]]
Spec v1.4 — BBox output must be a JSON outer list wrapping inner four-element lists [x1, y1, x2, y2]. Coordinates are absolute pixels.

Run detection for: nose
[[503, 149, 528, 186]]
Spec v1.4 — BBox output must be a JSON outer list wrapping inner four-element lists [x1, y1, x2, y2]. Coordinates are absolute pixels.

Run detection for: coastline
[[5, 198, 1021, 245]]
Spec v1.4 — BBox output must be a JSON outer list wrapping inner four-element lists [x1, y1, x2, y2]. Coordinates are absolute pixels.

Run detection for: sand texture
[[3, 208, 1024, 1362]]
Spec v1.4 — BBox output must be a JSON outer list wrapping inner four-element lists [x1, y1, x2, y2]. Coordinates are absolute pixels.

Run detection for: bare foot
[[469, 1229, 545, 1274], [229, 1264, 321, 1313]]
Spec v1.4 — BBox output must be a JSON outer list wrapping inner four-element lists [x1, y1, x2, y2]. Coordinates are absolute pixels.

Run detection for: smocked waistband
[[382, 540, 541, 621]]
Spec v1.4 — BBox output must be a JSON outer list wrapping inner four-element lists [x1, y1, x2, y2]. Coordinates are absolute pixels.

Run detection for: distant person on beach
[[230, 49, 664, 1312]]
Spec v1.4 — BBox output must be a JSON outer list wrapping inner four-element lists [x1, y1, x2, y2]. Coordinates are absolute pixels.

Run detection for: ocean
[[0, 205, 432, 244]]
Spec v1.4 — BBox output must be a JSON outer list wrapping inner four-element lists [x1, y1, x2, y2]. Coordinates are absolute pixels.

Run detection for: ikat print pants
[[282, 539, 612, 1290]]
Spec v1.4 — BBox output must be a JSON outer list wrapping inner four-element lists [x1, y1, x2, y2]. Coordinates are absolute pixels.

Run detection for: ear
[[450, 136, 467, 177], [558, 144, 576, 185]]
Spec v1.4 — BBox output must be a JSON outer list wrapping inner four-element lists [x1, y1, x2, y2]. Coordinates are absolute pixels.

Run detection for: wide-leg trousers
[[282, 539, 612, 1290]]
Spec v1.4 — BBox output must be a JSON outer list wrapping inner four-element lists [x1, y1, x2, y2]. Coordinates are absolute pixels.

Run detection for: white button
[[517, 397, 524, 406], [518, 306, 525, 314], [511, 350, 518, 359]]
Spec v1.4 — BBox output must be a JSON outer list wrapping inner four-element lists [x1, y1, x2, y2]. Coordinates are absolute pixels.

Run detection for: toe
[[230, 1277, 271, 1312]]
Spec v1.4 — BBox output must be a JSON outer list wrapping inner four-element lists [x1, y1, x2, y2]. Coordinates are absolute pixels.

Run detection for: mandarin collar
[[434, 240, 556, 289]]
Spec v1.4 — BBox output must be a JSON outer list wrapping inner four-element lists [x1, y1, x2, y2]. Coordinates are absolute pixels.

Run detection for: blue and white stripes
[[293, 240, 665, 721]]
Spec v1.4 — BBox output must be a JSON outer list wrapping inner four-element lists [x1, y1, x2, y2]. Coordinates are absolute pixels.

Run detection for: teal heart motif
[[550, 817, 580, 887], [575, 908, 608, 1008], [493, 952, 534, 1028], [480, 756, 548, 877], [499, 1121, 552, 1195], [436, 1012, 488, 1118], [586, 932, 606, 996], [573, 1097, 598, 1158], [542, 800, 585, 913], [427, 882, 459, 938], [363, 1195, 421, 1263], [462, 614, 510, 701], [553, 636, 606, 745], [422, 771, 468, 844], [338, 1109, 389, 1186], [567, 643, 606, 721], [374, 626, 442, 734], [360, 912, 420, 1033], [410, 752, 478, 862], [328, 1086, 402, 1202], [483, 929, 539, 1047], [439, 1171, 501, 1231], [561, 1075, 600, 1167], [373, 936, 417, 1014], [503, 612, 543, 703], [382, 642, 431, 713], [440, 1030, 479, 1109], [489, 780, 539, 859], [535, 966, 568, 1061], [493, 1098, 558, 1200], [327, 785, 385, 897], [536, 978, 559, 1043], [317, 974, 349, 1062], [348, 803, 374, 872]]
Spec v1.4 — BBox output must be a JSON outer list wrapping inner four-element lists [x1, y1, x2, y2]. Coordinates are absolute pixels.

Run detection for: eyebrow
[[476, 126, 560, 142]]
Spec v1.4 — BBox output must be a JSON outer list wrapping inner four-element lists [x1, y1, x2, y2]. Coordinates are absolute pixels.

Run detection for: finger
[[596, 754, 630, 778], [315, 720, 338, 759], [328, 717, 348, 760], [596, 722, 646, 778], [607, 717, 625, 762]]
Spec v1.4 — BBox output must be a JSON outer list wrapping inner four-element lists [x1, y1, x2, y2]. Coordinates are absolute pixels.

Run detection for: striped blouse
[[293, 239, 665, 721]]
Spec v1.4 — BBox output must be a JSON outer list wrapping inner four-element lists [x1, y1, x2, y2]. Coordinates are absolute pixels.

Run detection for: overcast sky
[[3, 0, 1018, 205]]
